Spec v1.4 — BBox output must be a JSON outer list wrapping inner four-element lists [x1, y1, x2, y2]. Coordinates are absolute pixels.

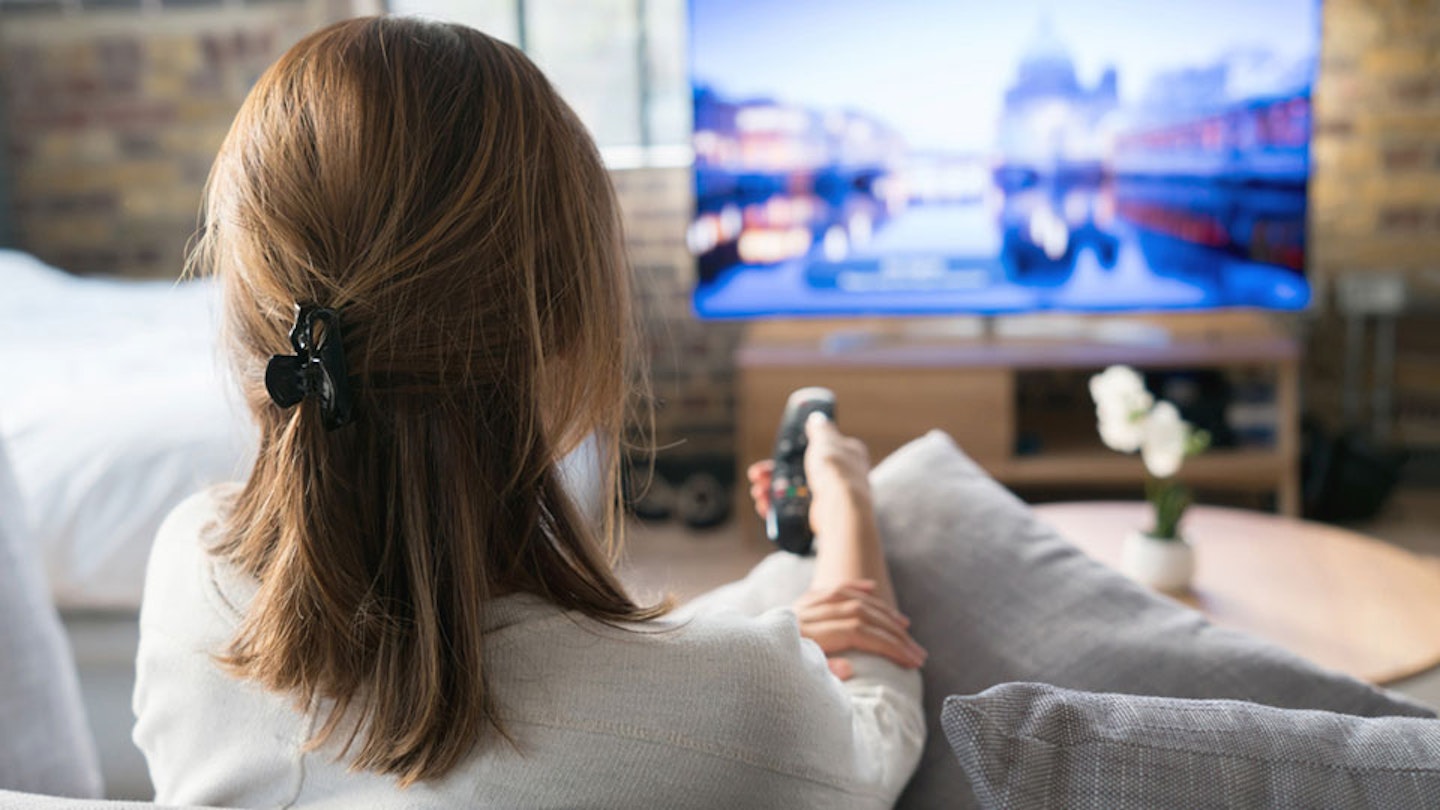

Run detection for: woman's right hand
[[747, 415, 925, 675], [744, 413, 874, 537], [799, 412, 874, 538]]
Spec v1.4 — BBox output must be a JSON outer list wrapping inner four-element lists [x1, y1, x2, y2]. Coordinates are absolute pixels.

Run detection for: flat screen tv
[[689, 0, 1318, 318]]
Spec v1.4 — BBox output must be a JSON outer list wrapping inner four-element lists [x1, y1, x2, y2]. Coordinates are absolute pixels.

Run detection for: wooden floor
[[615, 515, 768, 605], [615, 484, 1440, 710], [1347, 487, 1440, 559]]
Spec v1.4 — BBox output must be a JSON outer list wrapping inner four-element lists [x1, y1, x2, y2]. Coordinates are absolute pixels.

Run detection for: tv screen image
[[689, 0, 1318, 318]]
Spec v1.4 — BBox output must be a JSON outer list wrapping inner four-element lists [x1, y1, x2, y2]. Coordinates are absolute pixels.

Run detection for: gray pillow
[[0, 436, 102, 797], [870, 432, 1434, 810], [942, 682, 1440, 809]]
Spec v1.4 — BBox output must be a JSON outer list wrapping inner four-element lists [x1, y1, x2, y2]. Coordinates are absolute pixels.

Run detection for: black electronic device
[[765, 387, 836, 555]]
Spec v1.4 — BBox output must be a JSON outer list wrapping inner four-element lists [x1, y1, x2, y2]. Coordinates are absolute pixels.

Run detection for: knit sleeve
[[685, 553, 926, 804], [699, 604, 926, 807]]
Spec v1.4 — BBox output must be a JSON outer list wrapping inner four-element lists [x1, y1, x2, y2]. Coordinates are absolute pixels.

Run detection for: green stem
[[1145, 476, 1191, 541]]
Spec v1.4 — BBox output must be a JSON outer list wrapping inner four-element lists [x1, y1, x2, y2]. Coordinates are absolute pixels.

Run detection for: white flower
[[1141, 401, 1188, 479], [1098, 409, 1145, 453], [1090, 366, 1153, 453], [1089, 365, 1150, 413]]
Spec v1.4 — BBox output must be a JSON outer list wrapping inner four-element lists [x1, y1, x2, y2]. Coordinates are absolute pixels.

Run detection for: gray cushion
[[0, 436, 102, 797], [870, 432, 1434, 810], [943, 682, 1440, 809]]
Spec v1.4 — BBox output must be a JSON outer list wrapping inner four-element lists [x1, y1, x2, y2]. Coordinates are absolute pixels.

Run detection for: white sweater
[[133, 488, 925, 809]]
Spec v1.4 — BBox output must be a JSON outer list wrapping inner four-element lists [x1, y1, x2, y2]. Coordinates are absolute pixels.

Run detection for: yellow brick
[[50, 41, 98, 76], [14, 166, 104, 195], [158, 125, 229, 156], [174, 99, 243, 125], [1312, 141, 1379, 173], [1310, 174, 1357, 201], [1359, 110, 1440, 136], [29, 133, 81, 164], [26, 131, 119, 164], [113, 161, 183, 187], [1367, 173, 1440, 203], [1314, 207, 1379, 237], [1361, 47, 1435, 75], [1320, 236, 1440, 268], [1323, 4, 1384, 50], [147, 36, 203, 74], [121, 188, 172, 219], [26, 216, 115, 247], [142, 71, 190, 100]]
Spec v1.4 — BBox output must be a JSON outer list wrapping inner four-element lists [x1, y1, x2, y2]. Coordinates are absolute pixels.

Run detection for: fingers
[[747, 460, 774, 519], [803, 618, 927, 669], [749, 480, 770, 519], [804, 410, 837, 440], [793, 581, 881, 612], [794, 580, 886, 613], [795, 581, 927, 670], [804, 413, 866, 459], [796, 598, 912, 642], [802, 417, 871, 494], [827, 657, 855, 681]]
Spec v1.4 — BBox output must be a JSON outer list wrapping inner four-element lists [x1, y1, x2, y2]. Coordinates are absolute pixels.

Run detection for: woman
[[134, 16, 927, 809]]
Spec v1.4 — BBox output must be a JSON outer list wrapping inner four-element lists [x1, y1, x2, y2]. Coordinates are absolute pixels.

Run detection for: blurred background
[[1, 0, 1437, 477]]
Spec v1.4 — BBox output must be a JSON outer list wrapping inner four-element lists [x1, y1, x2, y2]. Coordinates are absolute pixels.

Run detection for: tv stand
[[736, 311, 1301, 521]]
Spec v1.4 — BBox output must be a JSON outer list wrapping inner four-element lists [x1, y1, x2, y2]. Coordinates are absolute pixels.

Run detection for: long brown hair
[[189, 16, 664, 785]]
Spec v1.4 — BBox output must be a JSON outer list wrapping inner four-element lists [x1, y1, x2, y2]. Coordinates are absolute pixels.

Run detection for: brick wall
[[0, 1, 354, 278], [1307, 0, 1440, 443], [1311, 0, 1440, 291], [613, 167, 742, 461]]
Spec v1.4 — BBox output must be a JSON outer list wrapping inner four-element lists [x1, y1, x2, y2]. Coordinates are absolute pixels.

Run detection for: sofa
[[3, 431, 1438, 809]]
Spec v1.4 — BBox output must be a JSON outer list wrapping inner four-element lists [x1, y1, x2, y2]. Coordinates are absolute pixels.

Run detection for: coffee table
[[1031, 501, 1440, 686]]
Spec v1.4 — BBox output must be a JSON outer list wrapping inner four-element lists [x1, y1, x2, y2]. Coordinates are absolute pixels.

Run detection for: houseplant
[[1089, 366, 1211, 591]]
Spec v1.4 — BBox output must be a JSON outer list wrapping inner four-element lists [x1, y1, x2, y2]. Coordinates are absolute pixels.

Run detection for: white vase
[[1121, 530, 1195, 593]]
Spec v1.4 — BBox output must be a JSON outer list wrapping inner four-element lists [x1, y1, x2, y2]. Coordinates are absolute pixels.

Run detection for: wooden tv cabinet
[[735, 311, 1301, 522]]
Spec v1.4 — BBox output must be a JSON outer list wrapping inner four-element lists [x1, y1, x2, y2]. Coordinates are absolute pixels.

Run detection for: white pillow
[[0, 251, 256, 610]]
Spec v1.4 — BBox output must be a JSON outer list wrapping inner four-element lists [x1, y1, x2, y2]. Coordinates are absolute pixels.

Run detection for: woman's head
[[192, 16, 660, 784], [206, 14, 629, 460]]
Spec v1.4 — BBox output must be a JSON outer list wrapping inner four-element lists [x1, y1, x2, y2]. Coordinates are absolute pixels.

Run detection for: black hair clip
[[264, 305, 355, 431]]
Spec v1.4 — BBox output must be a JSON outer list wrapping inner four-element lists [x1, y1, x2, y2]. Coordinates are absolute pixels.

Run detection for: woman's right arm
[[801, 414, 898, 605], [747, 415, 927, 676]]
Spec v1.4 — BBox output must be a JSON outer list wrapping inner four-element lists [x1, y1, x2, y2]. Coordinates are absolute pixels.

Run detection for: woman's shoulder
[[140, 483, 247, 641], [673, 607, 849, 710], [667, 604, 815, 664], [484, 604, 864, 798], [154, 484, 235, 548], [510, 602, 852, 732]]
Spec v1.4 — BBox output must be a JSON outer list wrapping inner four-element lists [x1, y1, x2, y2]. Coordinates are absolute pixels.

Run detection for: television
[[689, 0, 1318, 319]]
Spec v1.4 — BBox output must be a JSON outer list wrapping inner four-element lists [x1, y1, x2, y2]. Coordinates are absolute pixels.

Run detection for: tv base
[[735, 310, 1301, 533], [820, 314, 1178, 353]]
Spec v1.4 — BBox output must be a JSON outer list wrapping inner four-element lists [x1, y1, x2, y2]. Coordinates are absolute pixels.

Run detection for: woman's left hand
[[793, 579, 926, 681]]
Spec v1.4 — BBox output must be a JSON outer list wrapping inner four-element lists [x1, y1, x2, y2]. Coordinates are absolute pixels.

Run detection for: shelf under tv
[[997, 448, 1290, 488], [734, 309, 1301, 528]]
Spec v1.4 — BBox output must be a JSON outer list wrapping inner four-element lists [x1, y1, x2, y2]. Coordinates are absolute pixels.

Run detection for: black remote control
[[765, 386, 836, 555]]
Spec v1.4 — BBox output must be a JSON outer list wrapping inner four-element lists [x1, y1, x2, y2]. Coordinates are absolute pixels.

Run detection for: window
[[387, 0, 690, 166]]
